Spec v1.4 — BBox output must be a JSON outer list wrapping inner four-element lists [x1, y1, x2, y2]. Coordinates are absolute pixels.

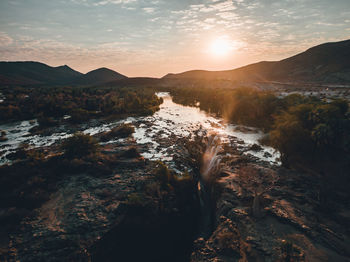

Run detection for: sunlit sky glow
[[0, 0, 349, 77]]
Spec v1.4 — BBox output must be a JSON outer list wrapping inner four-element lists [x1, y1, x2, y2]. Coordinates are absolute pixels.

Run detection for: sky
[[0, 0, 349, 77]]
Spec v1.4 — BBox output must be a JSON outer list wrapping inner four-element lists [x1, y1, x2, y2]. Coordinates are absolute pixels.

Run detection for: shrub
[[154, 161, 172, 186], [100, 124, 135, 141], [9, 143, 30, 160], [153, 162, 194, 192], [269, 101, 350, 166], [67, 158, 88, 172], [126, 193, 146, 207], [216, 230, 238, 253], [61, 133, 99, 157], [26, 149, 46, 164], [121, 147, 140, 158], [0, 130, 7, 142], [37, 115, 58, 127], [279, 240, 304, 262], [70, 108, 90, 123]]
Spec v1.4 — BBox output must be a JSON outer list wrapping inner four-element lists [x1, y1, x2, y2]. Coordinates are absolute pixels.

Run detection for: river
[[0, 92, 280, 166]]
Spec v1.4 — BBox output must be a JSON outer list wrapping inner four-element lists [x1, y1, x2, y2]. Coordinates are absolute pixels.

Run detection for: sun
[[210, 38, 231, 56]]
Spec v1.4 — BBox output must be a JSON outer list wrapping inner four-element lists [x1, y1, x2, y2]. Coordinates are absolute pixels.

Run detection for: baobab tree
[[238, 165, 278, 218]]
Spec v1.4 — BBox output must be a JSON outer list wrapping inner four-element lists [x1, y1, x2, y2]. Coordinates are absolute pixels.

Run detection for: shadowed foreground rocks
[[1, 129, 349, 262], [91, 202, 196, 262], [190, 160, 350, 262], [0, 137, 199, 262]]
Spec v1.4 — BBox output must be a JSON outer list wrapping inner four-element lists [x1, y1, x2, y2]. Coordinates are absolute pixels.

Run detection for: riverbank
[[0, 135, 199, 261], [1, 92, 349, 261], [173, 131, 350, 261], [190, 161, 350, 261]]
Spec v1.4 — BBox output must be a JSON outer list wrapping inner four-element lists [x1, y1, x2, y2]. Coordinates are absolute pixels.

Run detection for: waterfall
[[197, 134, 222, 238], [201, 135, 222, 183]]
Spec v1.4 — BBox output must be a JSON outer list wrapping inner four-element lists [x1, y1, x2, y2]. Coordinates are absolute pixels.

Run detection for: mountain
[[2, 39, 349, 86], [75, 67, 127, 85], [0, 62, 127, 86], [104, 77, 163, 88], [0, 61, 83, 86], [164, 39, 350, 84]]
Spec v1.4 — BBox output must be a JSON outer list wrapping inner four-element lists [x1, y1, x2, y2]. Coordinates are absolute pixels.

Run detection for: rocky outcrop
[[192, 216, 249, 262], [7, 157, 152, 261], [190, 156, 350, 261], [2, 136, 199, 262]]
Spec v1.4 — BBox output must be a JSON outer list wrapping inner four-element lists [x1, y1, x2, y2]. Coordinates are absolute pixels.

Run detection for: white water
[[0, 92, 280, 166], [201, 135, 222, 181], [0, 92, 4, 103], [0, 120, 73, 164], [132, 92, 280, 165]]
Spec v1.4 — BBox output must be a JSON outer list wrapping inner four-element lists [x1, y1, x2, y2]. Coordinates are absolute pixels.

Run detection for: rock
[[0, 130, 7, 141], [0, 207, 30, 224], [249, 144, 263, 151], [234, 126, 256, 133], [264, 151, 272, 158], [191, 217, 247, 261]]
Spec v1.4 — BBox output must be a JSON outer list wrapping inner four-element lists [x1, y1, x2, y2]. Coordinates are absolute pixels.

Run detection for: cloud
[[0, 32, 13, 46], [143, 7, 155, 13], [71, 0, 137, 6], [1, 0, 349, 77], [216, 11, 238, 20], [209, 0, 236, 12], [188, 1, 236, 14], [0, 36, 166, 75], [93, 0, 136, 6]]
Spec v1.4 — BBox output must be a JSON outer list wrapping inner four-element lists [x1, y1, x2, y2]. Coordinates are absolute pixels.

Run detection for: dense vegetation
[[170, 87, 350, 178], [0, 86, 162, 124], [61, 133, 99, 157], [100, 123, 135, 142]]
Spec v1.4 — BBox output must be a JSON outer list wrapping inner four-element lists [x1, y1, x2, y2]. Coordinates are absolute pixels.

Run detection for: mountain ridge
[[0, 62, 127, 86], [163, 39, 350, 84], [1, 39, 350, 86], [74, 67, 127, 85]]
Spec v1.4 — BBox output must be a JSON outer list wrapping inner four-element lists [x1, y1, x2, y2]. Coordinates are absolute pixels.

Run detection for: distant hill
[[0, 62, 82, 86], [0, 62, 126, 86], [164, 39, 350, 84], [104, 77, 163, 88], [2, 39, 349, 86], [75, 67, 126, 85]]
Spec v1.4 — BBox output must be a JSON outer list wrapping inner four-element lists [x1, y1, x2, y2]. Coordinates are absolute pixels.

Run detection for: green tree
[[61, 133, 99, 157]]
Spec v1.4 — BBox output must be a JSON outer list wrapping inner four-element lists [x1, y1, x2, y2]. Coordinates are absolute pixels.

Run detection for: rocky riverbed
[[0, 93, 349, 261], [190, 161, 350, 261], [0, 92, 280, 166], [1, 136, 198, 261]]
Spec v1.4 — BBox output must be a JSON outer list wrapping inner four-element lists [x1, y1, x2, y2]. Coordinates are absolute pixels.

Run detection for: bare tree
[[238, 165, 278, 218]]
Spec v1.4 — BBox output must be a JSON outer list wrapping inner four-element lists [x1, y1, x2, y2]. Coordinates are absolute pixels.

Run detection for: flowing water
[[201, 136, 223, 182], [197, 135, 223, 238], [2, 92, 281, 259], [0, 92, 280, 166], [131, 92, 280, 166]]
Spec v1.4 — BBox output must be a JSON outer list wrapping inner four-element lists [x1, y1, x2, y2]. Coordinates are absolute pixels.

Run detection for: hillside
[[1, 39, 350, 86], [0, 62, 127, 86], [164, 39, 350, 84], [74, 67, 127, 85], [0, 62, 82, 86]]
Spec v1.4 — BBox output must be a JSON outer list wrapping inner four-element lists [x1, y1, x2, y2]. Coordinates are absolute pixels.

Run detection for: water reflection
[[133, 92, 280, 165], [0, 92, 280, 166]]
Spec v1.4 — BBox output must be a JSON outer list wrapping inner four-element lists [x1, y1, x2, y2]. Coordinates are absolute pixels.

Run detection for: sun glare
[[210, 38, 231, 56]]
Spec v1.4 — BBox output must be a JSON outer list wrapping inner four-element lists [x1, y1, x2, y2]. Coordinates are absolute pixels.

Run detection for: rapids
[[0, 92, 280, 166]]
